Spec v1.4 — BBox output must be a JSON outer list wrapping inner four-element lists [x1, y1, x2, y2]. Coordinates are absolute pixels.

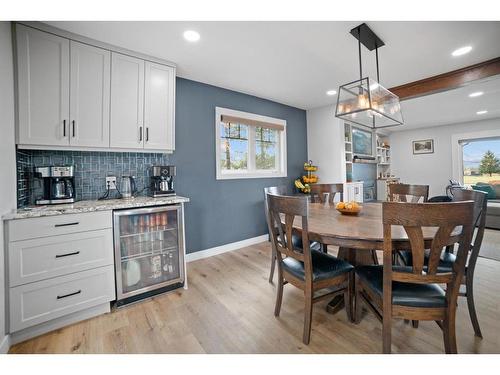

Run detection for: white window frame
[[215, 107, 287, 180]]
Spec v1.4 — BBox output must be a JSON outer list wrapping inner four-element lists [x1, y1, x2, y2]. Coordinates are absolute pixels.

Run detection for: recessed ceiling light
[[451, 46, 472, 57], [476, 110, 488, 115], [469, 91, 484, 98], [326, 90, 337, 96], [183, 30, 200, 42]]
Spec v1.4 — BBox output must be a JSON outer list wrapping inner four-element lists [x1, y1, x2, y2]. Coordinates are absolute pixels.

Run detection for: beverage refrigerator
[[113, 205, 185, 306]]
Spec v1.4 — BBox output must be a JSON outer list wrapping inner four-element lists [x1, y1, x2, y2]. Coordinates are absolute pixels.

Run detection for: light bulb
[[358, 94, 368, 109]]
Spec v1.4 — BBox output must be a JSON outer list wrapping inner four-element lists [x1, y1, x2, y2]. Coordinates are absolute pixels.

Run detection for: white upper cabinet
[[16, 24, 70, 146], [69, 41, 111, 147], [15, 24, 176, 152], [110, 53, 145, 149], [144, 62, 175, 151]]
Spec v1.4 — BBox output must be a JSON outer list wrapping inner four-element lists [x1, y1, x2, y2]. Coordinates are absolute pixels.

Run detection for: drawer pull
[[55, 251, 80, 258], [57, 290, 82, 300], [54, 222, 80, 227]]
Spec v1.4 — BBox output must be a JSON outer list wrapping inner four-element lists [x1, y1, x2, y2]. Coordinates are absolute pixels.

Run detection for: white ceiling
[[396, 75, 500, 131], [45, 21, 500, 110]]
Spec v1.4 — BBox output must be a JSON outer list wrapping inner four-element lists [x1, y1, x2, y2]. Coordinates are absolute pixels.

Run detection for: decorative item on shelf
[[334, 23, 404, 130], [336, 201, 362, 215]]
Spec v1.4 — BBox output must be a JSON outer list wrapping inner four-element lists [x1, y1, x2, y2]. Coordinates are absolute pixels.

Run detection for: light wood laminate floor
[[9, 242, 500, 354]]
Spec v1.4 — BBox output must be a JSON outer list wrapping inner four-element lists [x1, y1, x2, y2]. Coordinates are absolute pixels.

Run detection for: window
[[215, 107, 287, 179], [461, 138, 500, 196]]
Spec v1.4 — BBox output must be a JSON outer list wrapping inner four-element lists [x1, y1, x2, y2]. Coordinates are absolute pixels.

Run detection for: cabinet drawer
[[9, 265, 115, 332], [9, 229, 113, 287], [8, 211, 112, 241]]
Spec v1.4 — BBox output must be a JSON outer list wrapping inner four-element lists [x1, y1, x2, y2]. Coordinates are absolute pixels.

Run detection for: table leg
[[326, 247, 377, 320]]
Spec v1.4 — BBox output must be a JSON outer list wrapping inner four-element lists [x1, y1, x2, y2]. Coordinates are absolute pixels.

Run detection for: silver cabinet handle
[[139, 126, 143, 142], [55, 251, 80, 258], [57, 290, 81, 300]]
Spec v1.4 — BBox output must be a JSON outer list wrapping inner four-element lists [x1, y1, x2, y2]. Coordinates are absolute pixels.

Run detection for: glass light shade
[[335, 77, 403, 129]]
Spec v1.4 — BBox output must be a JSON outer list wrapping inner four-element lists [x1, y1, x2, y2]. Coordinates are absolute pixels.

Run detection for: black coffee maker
[[34, 166, 76, 205], [150, 166, 176, 197]]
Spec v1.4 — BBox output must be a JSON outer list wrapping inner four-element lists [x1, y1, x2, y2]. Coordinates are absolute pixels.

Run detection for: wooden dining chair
[[354, 201, 474, 353], [267, 193, 354, 344], [310, 183, 344, 204], [264, 186, 320, 283], [388, 183, 429, 203], [400, 188, 488, 337]]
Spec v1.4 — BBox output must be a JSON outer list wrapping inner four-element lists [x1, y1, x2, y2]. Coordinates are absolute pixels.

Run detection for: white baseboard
[[0, 334, 10, 354], [186, 234, 268, 263]]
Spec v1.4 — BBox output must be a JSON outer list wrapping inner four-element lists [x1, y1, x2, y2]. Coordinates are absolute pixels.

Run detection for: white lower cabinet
[[5, 212, 116, 336], [9, 229, 113, 287], [9, 266, 115, 332]]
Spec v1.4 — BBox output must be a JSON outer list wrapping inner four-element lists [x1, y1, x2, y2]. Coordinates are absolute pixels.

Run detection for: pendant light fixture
[[335, 23, 404, 129]]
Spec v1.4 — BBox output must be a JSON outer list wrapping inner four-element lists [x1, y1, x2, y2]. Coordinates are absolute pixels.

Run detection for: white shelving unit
[[344, 123, 353, 181], [375, 132, 400, 201], [376, 133, 392, 179]]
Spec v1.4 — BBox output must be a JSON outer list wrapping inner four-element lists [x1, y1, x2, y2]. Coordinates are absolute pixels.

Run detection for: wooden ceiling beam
[[389, 57, 500, 101]]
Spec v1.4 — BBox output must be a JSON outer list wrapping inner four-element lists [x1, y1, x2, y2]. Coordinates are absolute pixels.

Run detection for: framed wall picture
[[352, 127, 373, 156], [413, 139, 434, 154]]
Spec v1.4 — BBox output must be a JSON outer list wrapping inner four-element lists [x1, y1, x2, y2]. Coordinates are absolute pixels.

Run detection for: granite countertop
[[2, 196, 190, 220]]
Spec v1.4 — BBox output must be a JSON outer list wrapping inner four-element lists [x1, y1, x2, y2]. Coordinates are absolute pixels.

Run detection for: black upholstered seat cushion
[[282, 251, 354, 282], [356, 265, 446, 308], [399, 250, 456, 272], [277, 231, 321, 252]]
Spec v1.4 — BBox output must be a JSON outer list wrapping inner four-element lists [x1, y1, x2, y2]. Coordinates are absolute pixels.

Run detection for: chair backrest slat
[[267, 193, 310, 266], [450, 188, 487, 270], [388, 183, 429, 203], [264, 186, 292, 233], [310, 183, 343, 203], [383, 201, 474, 291]]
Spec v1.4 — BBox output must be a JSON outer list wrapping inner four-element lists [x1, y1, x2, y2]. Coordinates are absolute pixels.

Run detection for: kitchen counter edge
[[2, 196, 190, 221]]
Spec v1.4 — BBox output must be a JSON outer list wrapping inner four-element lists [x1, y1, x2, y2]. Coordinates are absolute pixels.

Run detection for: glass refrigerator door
[[114, 205, 183, 300]]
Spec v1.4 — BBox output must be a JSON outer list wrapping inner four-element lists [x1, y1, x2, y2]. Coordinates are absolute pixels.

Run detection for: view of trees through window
[[220, 123, 248, 170], [219, 122, 279, 171], [462, 138, 500, 186], [255, 126, 277, 170]]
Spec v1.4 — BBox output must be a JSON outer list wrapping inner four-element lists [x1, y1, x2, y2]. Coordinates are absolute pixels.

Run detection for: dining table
[[289, 201, 460, 316]]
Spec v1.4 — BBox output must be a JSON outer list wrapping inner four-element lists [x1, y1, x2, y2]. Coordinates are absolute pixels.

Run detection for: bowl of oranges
[[336, 201, 362, 215]]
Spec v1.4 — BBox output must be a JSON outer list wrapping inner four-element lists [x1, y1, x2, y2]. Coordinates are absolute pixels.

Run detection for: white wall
[[0, 21, 17, 353], [390, 117, 500, 197], [306, 105, 345, 183]]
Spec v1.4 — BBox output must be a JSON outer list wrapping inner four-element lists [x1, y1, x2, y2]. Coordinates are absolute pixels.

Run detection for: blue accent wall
[[171, 78, 307, 254]]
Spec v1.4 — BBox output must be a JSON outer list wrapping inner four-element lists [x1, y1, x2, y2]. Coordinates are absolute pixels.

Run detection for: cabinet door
[[144, 62, 175, 151], [69, 41, 110, 147], [110, 53, 145, 149], [354, 184, 364, 203], [16, 24, 70, 146]]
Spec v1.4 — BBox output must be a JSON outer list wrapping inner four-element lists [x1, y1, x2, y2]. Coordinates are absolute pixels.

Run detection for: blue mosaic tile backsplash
[[17, 149, 170, 208]]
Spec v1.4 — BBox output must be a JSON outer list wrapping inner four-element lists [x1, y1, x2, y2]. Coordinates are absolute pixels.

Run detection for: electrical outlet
[[106, 176, 117, 190]]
